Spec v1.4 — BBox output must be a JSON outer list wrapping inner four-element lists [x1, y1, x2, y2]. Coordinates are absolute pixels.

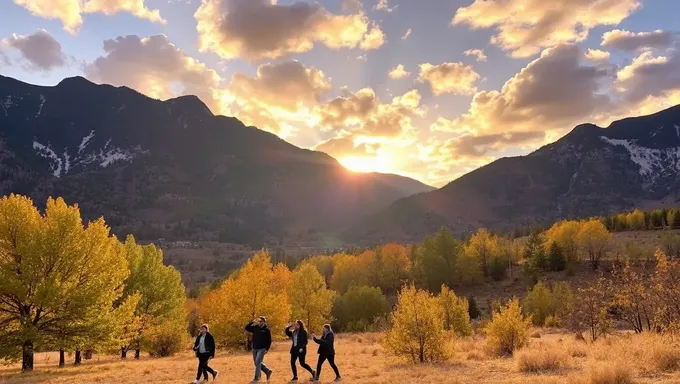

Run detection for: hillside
[[349, 105, 680, 242], [0, 75, 433, 246]]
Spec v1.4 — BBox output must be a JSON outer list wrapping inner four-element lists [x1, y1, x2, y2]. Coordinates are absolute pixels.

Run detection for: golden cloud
[[13, 0, 164, 34], [418, 62, 480, 95], [464, 49, 487, 62], [452, 0, 641, 58], [195, 0, 385, 61], [388, 64, 410, 79]]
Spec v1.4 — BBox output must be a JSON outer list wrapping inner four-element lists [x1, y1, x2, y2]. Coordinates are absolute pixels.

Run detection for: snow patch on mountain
[[33, 137, 145, 177], [1, 95, 21, 116], [600, 136, 680, 183], [35, 95, 46, 117]]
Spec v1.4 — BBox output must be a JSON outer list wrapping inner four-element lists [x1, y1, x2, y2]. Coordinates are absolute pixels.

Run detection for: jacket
[[285, 327, 309, 354], [193, 332, 216, 358], [313, 331, 335, 356], [245, 322, 272, 350]]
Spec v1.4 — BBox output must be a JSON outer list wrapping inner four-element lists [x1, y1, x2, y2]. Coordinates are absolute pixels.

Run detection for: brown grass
[[516, 349, 570, 373], [2, 332, 680, 384]]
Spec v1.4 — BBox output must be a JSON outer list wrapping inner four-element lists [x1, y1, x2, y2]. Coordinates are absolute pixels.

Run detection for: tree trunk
[[134, 349, 140, 359], [74, 349, 82, 366], [21, 341, 34, 372], [84, 349, 93, 360], [59, 348, 65, 368], [121, 347, 127, 359]]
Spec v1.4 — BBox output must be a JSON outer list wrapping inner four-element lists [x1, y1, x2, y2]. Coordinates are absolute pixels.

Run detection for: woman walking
[[192, 324, 218, 383], [285, 320, 316, 382], [312, 324, 341, 382]]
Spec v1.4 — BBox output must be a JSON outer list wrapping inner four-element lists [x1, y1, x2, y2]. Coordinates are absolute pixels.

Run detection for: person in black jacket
[[192, 324, 218, 383], [285, 320, 316, 382], [245, 316, 273, 382], [312, 324, 341, 382]]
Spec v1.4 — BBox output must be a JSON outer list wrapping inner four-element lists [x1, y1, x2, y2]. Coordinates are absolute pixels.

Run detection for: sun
[[338, 156, 392, 174]]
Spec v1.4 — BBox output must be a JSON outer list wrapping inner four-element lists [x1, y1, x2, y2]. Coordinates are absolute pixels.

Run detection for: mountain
[[348, 105, 680, 242], [0, 74, 433, 246]]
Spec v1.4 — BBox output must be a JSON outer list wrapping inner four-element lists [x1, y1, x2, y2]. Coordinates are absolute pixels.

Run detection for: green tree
[[413, 228, 468, 291], [468, 296, 481, 319], [384, 285, 450, 363], [0, 195, 129, 371], [547, 241, 567, 271], [439, 285, 473, 337], [120, 237, 186, 359], [522, 281, 552, 326], [671, 210, 680, 230], [522, 232, 545, 284], [332, 286, 389, 332], [289, 263, 337, 332]]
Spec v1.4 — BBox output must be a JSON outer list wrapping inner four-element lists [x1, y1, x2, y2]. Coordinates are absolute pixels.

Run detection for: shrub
[[515, 349, 569, 373], [383, 285, 451, 363], [650, 344, 680, 372], [332, 286, 389, 332], [143, 320, 189, 357], [586, 362, 633, 384], [439, 285, 473, 337], [523, 281, 553, 326], [486, 298, 532, 356]]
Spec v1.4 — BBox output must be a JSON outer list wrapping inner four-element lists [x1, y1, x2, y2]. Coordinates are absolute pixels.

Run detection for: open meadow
[[2, 331, 680, 384]]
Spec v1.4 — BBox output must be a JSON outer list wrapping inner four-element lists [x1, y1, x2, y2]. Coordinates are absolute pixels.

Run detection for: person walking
[[312, 324, 341, 382], [245, 316, 273, 382], [192, 324, 218, 383], [285, 320, 316, 382]]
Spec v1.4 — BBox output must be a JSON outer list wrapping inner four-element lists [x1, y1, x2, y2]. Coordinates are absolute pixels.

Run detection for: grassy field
[[2, 331, 680, 384]]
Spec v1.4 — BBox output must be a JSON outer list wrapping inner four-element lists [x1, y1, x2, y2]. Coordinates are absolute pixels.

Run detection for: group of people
[[192, 316, 341, 383]]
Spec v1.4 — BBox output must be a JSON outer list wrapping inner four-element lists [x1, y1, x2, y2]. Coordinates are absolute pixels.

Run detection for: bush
[[439, 285, 473, 337], [383, 285, 451, 363], [515, 349, 569, 372], [486, 298, 531, 356], [143, 320, 189, 357], [586, 362, 633, 384], [523, 281, 553, 326], [332, 286, 389, 332]]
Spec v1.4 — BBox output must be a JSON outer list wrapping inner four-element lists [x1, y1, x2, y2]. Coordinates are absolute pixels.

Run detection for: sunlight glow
[[339, 155, 392, 173]]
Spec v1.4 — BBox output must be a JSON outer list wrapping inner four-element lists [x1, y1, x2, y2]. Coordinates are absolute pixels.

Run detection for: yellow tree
[[486, 298, 531, 356], [330, 254, 371, 294], [611, 261, 652, 333], [544, 220, 581, 263], [465, 228, 498, 277], [522, 281, 553, 326], [577, 219, 612, 270], [650, 249, 680, 332], [376, 244, 411, 294], [626, 209, 646, 230], [383, 285, 450, 363], [199, 251, 291, 349], [288, 263, 337, 331], [0, 195, 129, 371], [438, 285, 472, 337]]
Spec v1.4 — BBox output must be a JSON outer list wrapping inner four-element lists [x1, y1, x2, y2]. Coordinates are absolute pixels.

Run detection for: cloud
[[375, 0, 396, 12], [194, 0, 385, 61], [84, 35, 224, 112], [13, 0, 165, 34], [342, 0, 362, 13], [464, 48, 487, 62], [388, 64, 410, 79], [417, 62, 480, 95], [584, 49, 611, 65], [602, 29, 676, 51], [436, 44, 611, 142], [452, 0, 641, 58], [401, 28, 412, 40], [3, 29, 65, 70], [614, 45, 680, 104]]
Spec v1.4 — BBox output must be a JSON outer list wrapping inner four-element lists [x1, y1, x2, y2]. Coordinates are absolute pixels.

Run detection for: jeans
[[291, 349, 314, 378], [196, 353, 216, 381], [252, 348, 271, 380], [316, 354, 340, 379]]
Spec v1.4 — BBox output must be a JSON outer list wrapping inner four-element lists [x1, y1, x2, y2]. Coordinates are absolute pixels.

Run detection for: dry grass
[[516, 349, 570, 373], [2, 332, 680, 384]]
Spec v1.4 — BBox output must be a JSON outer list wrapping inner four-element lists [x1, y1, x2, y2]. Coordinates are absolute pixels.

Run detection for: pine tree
[[0, 195, 129, 371], [467, 296, 481, 319], [547, 241, 567, 271]]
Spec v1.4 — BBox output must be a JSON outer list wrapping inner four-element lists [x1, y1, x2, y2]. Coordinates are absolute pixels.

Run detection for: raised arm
[[285, 326, 293, 338], [245, 321, 255, 332]]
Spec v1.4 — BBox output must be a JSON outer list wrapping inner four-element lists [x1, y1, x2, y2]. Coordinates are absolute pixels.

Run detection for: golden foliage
[[485, 298, 531, 356]]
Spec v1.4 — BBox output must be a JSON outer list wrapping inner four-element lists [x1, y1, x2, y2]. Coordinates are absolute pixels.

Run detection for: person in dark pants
[[245, 316, 273, 383], [285, 320, 316, 382], [312, 324, 341, 382], [192, 324, 218, 383]]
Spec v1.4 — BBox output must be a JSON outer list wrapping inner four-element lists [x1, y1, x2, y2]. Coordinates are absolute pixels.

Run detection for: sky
[[1, 0, 680, 187]]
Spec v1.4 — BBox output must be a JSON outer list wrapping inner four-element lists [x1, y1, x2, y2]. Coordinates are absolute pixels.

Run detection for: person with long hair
[[285, 320, 316, 382], [192, 324, 218, 383], [312, 324, 341, 382]]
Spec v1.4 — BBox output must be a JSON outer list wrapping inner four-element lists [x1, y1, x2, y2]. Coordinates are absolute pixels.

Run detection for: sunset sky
[[1, 0, 679, 186]]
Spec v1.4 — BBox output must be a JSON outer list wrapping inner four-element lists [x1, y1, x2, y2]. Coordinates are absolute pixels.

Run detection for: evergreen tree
[[467, 296, 481, 319], [522, 232, 546, 284], [672, 210, 680, 230], [547, 241, 567, 271]]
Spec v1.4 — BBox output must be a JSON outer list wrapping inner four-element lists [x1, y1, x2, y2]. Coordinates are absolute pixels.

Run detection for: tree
[[522, 232, 545, 284], [577, 220, 611, 270], [467, 296, 481, 319], [304, 255, 335, 285], [671, 210, 680, 230], [551, 282, 574, 326], [571, 278, 612, 342], [650, 249, 680, 332], [547, 241, 567, 271], [198, 251, 291, 349], [486, 298, 531, 356], [119, 237, 186, 359], [413, 227, 470, 292], [288, 263, 337, 332], [522, 281, 553, 326], [438, 285, 473, 337], [660, 232, 680, 260], [626, 209, 645, 230], [466, 229, 498, 277], [0, 195, 129, 371], [610, 261, 652, 333], [332, 286, 389, 332], [329, 254, 371, 294], [375, 244, 411, 294], [383, 285, 450, 363]]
